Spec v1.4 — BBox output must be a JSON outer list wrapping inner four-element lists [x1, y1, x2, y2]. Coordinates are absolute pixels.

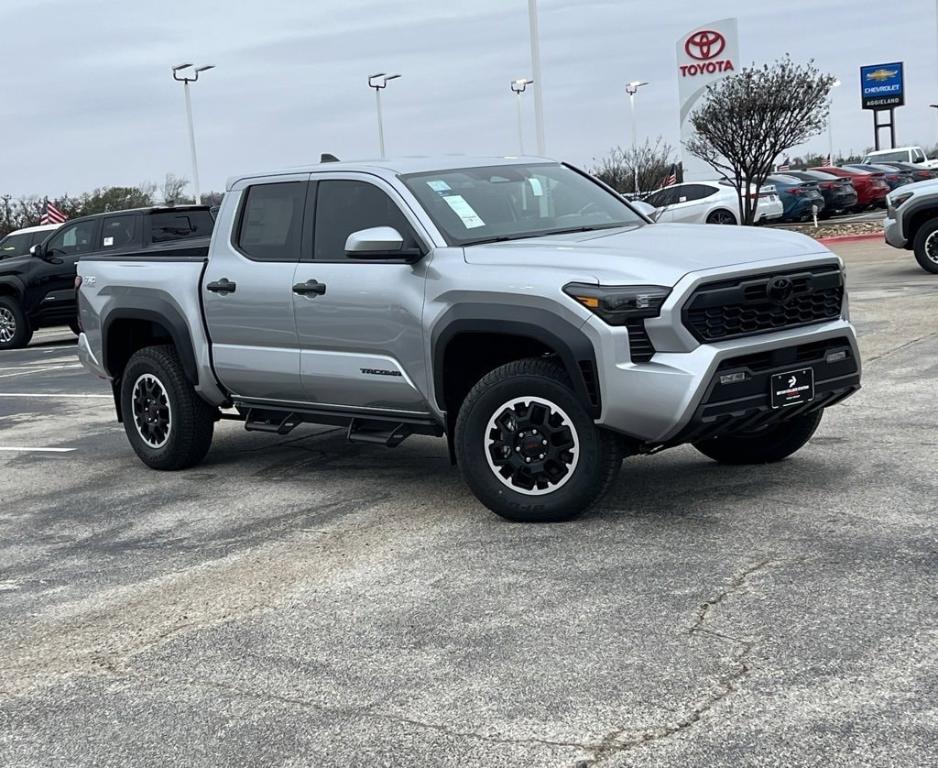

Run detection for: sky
[[1, 0, 937, 197]]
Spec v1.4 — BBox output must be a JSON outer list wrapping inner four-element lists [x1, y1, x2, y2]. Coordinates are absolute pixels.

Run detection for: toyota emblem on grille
[[767, 276, 795, 303]]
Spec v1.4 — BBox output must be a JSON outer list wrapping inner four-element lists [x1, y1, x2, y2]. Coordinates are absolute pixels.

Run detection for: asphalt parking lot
[[1, 239, 936, 767]]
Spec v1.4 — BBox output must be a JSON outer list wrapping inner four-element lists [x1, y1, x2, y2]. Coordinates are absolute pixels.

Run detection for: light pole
[[368, 73, 401, 159], [828, 78, 841, 166], [626, 80, 648, 194], [171, 63, 214, 204], [510, 78, 534, 154], [527, 0, 546, 155], [930, 104, 938, 144]]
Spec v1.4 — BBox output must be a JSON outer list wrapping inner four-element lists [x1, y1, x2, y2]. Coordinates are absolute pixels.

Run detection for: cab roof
[[226, 155, 557, 190]]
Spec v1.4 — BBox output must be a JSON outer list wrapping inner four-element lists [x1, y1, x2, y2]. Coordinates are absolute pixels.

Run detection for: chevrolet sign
[[860, 62, 904, 110]]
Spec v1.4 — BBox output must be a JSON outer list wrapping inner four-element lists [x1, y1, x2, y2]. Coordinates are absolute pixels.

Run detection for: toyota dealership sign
[[677, 18, 740, 180]]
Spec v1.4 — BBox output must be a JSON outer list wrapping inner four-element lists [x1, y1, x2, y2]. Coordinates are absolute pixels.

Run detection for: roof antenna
[[320, 153, 340, 163]]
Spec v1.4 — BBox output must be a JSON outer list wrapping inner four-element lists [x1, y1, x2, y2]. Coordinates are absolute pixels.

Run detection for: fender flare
[[430, 304, 600, 417], [0, 276, 26, 301], [101, 298, 199, 385], [899, 198, 938, 247]]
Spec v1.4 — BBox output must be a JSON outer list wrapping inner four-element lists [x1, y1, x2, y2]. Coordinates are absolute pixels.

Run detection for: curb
[[817, 232, 884, 245]]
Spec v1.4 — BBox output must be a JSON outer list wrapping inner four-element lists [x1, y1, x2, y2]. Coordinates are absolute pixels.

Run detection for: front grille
[[683, 265, 844, 342]]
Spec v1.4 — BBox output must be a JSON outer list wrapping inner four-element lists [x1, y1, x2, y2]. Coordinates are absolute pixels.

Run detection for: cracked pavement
[[1, 240, 936, 767]]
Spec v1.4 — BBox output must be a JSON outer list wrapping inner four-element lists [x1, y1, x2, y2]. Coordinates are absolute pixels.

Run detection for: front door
[[291, 176, 431, 415], [202, 175, 309, 402], [27, 217, 100, 320]]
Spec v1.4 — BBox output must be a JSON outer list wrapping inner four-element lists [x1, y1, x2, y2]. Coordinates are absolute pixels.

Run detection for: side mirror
[[29, 244, 41, 257], [630, 200, 658, 221], [344, 226, 422, 262]]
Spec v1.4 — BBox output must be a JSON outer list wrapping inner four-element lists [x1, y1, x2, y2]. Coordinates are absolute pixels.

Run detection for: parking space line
[[0, 393, 111, 399], [0, 365, 84, 379], [0, 447, 76, 453]]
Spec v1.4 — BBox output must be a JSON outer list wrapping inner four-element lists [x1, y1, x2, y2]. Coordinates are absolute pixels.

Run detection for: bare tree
[[161, 173, 191, 204], [686, 58, 837, 224], [591, 138, 678, 195]]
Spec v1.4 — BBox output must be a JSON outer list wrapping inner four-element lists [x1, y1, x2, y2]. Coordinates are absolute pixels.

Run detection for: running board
[[347, 419, 413, 448], [243, 408, 302, 435]]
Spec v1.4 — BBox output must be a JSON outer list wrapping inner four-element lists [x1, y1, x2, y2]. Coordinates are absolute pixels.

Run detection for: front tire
[[693, 410, 823, 465], [454, 358, 625, 522], [120, 344, 216, 470], [0, 296, 33, 350], [912, 219, 938, 274]]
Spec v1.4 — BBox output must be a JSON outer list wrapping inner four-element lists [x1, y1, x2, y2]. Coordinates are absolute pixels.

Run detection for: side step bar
[[347, 419, 412, 448], [233, 400, 443, 447]]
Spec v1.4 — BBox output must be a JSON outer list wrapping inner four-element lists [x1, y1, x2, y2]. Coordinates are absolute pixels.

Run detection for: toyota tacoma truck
[[75, 157, 861, 522], [884, 179, 938, 273]]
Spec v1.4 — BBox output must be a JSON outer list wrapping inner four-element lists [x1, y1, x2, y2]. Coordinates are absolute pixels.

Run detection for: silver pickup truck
[[76, 156, 861, 522]]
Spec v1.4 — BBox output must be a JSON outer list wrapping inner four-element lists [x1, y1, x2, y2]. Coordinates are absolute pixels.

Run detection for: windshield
[[400, 163, 644, 246]]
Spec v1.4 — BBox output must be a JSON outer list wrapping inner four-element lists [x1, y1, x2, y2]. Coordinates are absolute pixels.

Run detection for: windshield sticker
[[427, 180, 451, 192], [442, 194, 485, 229], [528, 177, 544, 197]]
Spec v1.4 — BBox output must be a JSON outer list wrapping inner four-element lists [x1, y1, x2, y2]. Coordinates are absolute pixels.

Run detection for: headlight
[[563, 283, 671, 325], [890, 191, 913, 209]]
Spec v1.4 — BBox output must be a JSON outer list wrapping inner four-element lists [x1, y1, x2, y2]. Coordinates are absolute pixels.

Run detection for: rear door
[[291, 174, 432, 415], [669, 184, 716, 223], [202, 175, 309, 402]]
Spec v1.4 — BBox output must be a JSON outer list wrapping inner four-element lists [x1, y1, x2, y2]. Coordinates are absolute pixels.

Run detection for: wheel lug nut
[[515, 447, 521, 452], [525, 457, 531, 463], [539, 453, 545, 459], [542, 439, 547, 445]]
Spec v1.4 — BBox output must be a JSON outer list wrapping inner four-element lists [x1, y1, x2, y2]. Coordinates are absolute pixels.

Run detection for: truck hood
[[463, 223, 833, 286]]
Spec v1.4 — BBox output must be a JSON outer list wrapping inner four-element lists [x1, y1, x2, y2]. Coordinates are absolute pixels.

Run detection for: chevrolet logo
[[866, 68, 897, 82]]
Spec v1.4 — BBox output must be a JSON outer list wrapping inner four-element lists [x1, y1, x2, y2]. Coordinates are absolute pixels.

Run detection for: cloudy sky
[[1, 0, 935, 197]]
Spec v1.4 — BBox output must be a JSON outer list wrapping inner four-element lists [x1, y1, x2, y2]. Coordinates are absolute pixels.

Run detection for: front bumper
[[76, 332, 108, 378], [884, 213, 905, 249], [588, 318, 860, 445]]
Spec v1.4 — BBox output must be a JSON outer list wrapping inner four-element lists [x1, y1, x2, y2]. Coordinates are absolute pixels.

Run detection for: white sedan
[[642, 180, 784, 225]]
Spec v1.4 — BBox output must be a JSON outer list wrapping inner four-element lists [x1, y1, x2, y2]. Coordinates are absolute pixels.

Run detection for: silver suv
[[76, 157, 861, 522]]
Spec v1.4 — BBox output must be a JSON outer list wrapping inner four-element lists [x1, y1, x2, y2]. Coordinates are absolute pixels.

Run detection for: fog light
[[826, 350, 848, 363], [719, 371, 747, 385]]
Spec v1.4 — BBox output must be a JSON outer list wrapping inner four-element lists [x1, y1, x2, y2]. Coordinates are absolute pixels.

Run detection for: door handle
[[292, 279, 326, 297], [206, 278, 237, 295]]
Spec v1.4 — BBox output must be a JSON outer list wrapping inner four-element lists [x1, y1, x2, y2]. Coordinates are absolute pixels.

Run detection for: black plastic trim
[[101, 300, 199, 385], [431, 304, 601, 417]]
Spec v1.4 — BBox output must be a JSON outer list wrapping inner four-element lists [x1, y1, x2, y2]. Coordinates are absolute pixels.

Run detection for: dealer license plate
[[770, 368, 815, 409]]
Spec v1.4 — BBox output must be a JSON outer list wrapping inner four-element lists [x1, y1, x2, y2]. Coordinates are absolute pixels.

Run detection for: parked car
[[842, 163, 913, 190], [862, 146, 938, 170], [784, 170, 858, 218], [643, 180, 783, 225], [0, 223, 61, 261], [0, 205, 214, 350], [767, 174, 826, 221], [75, 156, 860, 522], [884, 178, 938, 273], [810, 166, 889, 210], [873, 161, 938, 182]]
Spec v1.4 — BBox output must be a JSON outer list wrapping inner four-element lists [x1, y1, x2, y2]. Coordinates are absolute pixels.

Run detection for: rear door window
[[236, 182, 307, 262], [100, 215, 139, 250]]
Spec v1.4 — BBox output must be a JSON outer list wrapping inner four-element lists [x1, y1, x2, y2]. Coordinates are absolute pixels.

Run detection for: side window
[[670, 185, 692, 204], [913, 149, 926, 163], [313, 180, 417, 261], [236, 182, 307, 262], [46, 219, 97, 257], [0, 232, 32, 258], [151, 210, 215, 244], [644, 190, 666, 208], [100, 216, 138, 249]]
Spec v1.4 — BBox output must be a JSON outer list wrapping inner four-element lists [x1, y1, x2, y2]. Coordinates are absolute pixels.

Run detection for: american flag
[[661, 164, 678, 187], [40, 200, 67, 225]]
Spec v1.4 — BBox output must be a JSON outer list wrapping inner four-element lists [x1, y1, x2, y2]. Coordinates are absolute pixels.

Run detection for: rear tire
[[455, 358, 625, 522], [0, 296, 33, 350], [120, 344, 216, 470], [694, 410, 823, 465], [706, 209, 738, 225], [912, 218, 938, 274]]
